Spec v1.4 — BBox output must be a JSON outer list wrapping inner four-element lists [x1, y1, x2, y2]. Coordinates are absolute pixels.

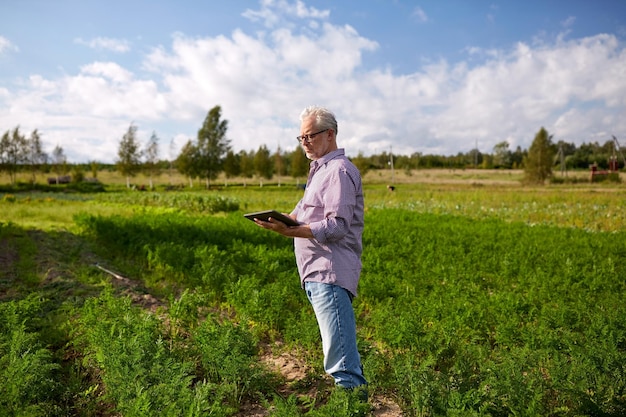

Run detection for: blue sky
[[1, 0, 625, 163]]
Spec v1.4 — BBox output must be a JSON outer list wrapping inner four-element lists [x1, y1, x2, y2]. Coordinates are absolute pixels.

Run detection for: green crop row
[[0, 294, 61, 416], [69, 287, 276, 416], [69, 206, 626, 416], [360, 209, 626, 416], [93, 192, 240, 214]]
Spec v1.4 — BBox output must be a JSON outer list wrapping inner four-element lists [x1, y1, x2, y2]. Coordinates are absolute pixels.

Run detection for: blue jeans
[[305, 281, 368, 389]]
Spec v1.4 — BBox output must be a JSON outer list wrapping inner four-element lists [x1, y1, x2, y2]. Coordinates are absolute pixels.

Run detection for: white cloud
[[74, 37, 131, 53], [80, 62, 133, 84], [562, 16, 576, 28], [242, 0, 329, 28], [412, 7, 428, 23], [0, 36, 18, 54], [1, 1, 625, 163]]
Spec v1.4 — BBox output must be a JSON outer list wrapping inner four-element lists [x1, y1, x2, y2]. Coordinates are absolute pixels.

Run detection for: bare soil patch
[[256, 342, 404, 416]]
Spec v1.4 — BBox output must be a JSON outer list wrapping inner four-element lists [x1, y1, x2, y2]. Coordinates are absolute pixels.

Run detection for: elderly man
[[253, 105, 368, 396]]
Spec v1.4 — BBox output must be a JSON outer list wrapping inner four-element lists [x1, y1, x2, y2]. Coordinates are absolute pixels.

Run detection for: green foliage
[[3, 185, 626, 415], [0, 294, 61, 416], [269, 389, 371, 417], [71, 288, 236, 416], [289, 145, 308, 179], [591, 172, 621, 183], [0, 126, 29, 185], [307, 388, 371, 417], [360, 209, 626, 416], [195, 105, 231, 186], [524, 127, 556, 184], [116, 123, 142, 187], [192, 318, 272, 406], [269, 394, 303, 416], [0, 179, 105, 193], [75, 209, 295, 290], [350, 152, 372, 176], [254, 144, 274, 180], [93, 191, 239, 213], [175, 139, 199, 181]]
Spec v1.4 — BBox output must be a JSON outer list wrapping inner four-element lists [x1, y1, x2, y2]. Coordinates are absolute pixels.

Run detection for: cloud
[[0, 36, 19, 54], [74, 37, 131, 53], [242, 0, 329, 28], [1, 0, 625, 163], [80, 62, 134, 84], [411, 7, 428, 23], [562, 16, 576, 28]]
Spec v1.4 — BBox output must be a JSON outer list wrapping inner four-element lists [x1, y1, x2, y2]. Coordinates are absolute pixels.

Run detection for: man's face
[[300, 116, 333, 161]]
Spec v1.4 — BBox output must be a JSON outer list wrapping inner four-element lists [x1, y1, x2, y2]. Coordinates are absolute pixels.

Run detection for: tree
[[167, 138, 177, 185], [254, 145, 273, 186], [196, 106, 230, 189], [290, 146, 309, 182], [273, 146, 286, 186], [493, 141, 512, 169], [0, 127, 28, 185], [175, 139, 199, 188], [89, 161, 99, 179], [0, 130, 13, 183], [51, 145, 67, 183], [350, 152, 371, 177], [27, 129, 47, 184], [0, 130, 10, 182], [117, 123, 142, 188], [524, 127, 556, 184], [481, 154, 494, 169], [144, 131, 160, 190], [239, 150, 255, 186], [511, 146, 526, 169], [223, 150, 241, 185]]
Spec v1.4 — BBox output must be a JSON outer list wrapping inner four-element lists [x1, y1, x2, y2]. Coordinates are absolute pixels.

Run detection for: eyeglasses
[[296, 129, 329, 144]]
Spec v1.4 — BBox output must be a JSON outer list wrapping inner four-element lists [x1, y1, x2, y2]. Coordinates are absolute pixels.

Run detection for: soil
[[261, 349, 403, 416]]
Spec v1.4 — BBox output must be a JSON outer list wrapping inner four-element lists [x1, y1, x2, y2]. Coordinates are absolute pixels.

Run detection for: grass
[[3, 179, 626, 232]]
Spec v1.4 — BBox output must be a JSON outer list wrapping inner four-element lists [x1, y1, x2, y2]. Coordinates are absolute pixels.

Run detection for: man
[[253, 105, 368, 395]]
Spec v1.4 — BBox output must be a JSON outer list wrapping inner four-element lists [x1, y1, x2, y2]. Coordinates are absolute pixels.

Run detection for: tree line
[[1, 105, 623, 187]]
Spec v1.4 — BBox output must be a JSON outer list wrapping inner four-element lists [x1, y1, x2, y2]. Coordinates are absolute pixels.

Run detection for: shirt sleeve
[[309, 167, 356, 243], [291, 199, 303, 219]]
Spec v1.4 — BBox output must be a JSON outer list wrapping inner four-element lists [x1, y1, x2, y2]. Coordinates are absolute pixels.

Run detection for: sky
[[1, 0, 625, 163]]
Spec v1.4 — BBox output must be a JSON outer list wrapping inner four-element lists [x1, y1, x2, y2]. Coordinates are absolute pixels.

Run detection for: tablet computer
[[243, 210, 299, 227]]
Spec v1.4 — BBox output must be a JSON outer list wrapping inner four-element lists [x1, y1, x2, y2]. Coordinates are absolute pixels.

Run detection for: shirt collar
[[312, 148, 345, 168]]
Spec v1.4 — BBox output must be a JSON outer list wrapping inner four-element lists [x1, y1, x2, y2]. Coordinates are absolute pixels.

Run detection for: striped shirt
[[291, 149, 364, 297]]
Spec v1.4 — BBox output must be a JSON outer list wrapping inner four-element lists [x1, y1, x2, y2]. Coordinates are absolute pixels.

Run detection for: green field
[[1, 171, 625, 416]]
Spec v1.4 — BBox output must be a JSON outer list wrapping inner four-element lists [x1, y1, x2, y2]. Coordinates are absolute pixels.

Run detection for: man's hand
[[254, 216, 290, 233], [254, 216, 314, 239]]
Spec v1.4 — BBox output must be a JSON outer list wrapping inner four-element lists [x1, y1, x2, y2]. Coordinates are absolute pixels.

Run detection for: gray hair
[[300, 106, 338, 136]]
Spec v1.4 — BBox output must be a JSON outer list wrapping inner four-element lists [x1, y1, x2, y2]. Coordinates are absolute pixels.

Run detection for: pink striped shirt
[[291, 149, 364, 297]]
